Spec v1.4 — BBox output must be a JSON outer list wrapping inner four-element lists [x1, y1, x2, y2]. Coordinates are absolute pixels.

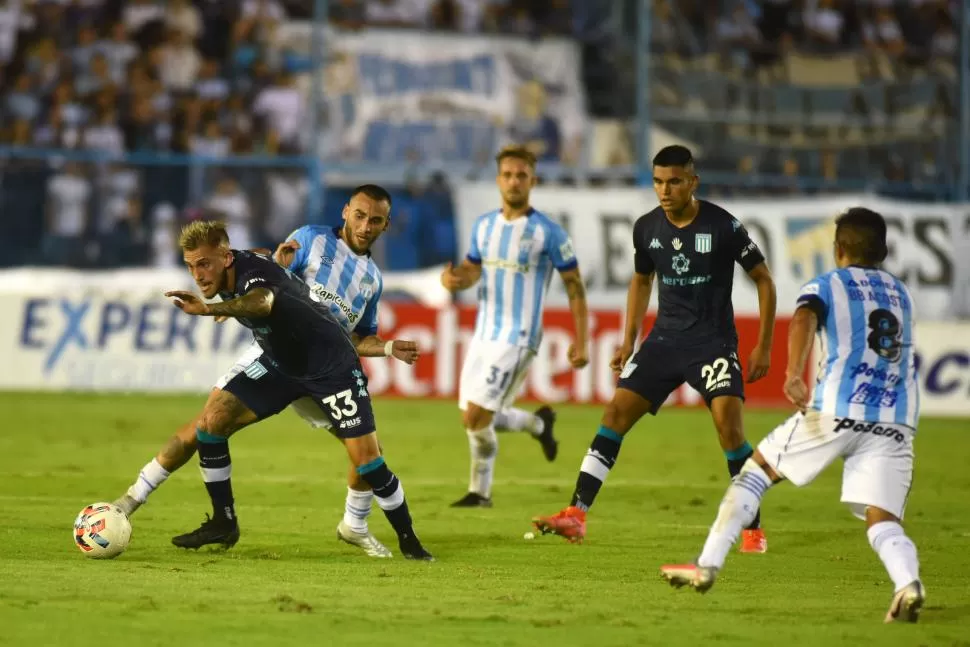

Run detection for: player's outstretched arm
[[611, 271, 654, 374], [746, 262, 777, 383], [559, 267, 590, 368], [440, 260, 482, 292], [166, 288, 275, 318], [351, 333, 420, 365], [784, 307, 818, 408]]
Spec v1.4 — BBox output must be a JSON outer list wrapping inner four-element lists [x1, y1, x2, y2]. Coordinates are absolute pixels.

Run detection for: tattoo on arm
[[207, 287, 275, 318]]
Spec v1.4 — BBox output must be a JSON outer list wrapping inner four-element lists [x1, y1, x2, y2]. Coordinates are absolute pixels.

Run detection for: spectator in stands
[[252, 68, 303, 152], [330, 0, 367, 28], [365, 0, 430, 28], [44, 162, 91, 266], [166, 0, 203, 41], [803, 0, 846, 52]]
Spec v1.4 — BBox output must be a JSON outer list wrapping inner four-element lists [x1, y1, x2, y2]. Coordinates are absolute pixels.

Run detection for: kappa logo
[[672, 238, 683, 250], [672, 253, 690, 275], [649, 238, 662, 249]]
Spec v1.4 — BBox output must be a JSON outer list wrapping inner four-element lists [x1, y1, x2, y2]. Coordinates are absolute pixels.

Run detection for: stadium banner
[[2, 285, 966, 416], [0, 285, 792, 407], [912, 323, 970, 418], [280, 23, 587, 164], [453, 185, 970, 320]]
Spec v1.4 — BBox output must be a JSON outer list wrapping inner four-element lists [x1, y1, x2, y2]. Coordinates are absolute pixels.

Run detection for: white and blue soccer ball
[[73, 502, 131, 559]]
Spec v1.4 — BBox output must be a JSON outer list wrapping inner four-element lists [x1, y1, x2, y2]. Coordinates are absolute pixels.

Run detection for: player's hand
[[440, 262, 464, 292], [610, 341, 635, 376], [567, 341, 589, 369], [164, 290, 211, 316], [783, 373, 810, 409], [391, 340, 420, 365], [273, 239, 300, 267], [746, 344, 771, 383]]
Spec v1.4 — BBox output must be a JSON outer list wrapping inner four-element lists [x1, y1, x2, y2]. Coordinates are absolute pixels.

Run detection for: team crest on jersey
[[672, 238, 683, 250], [359, 274, 375, 300], [695, 234, 712, 254], [671, 253, 690, 275]]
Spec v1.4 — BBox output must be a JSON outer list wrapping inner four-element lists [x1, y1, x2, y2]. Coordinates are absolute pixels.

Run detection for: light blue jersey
[[285, 225, 383, 337], [466, 208, 577, 350], [797, 266, 919, 428]]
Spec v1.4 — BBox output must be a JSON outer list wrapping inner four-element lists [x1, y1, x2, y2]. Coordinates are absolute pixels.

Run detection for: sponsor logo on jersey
[[671, 253, 690, 275], [310, 284, 362, 324]]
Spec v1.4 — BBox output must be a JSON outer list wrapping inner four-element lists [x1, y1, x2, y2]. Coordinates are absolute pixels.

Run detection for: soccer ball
[[73, 502, 132, 559]]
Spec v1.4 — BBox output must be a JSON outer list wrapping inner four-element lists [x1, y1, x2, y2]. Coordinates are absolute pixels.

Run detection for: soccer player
[[160, 219, 433, 560], [113, 186, 418, 558], [660, 207, 925, 623], [532, 145, 776, 551], [441, 145, 590, 508]]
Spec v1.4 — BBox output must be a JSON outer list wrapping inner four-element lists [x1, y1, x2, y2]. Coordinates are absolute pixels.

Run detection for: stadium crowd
[[0, 0, 962, 269]]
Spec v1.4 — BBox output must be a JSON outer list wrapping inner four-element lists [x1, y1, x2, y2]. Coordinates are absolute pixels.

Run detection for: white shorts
[[214, 342, 333, 431], [758, 409, 915, 520], [458, 338, 534, 412]]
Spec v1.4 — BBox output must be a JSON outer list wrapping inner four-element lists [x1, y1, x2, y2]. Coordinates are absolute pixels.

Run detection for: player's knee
[[600, 401, 634, 434], [865, 506, 900, 528], [462, 404, 493, 430]]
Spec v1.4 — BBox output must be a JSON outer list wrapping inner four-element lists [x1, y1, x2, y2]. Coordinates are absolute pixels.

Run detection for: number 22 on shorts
[[700, 358, 731, 391]]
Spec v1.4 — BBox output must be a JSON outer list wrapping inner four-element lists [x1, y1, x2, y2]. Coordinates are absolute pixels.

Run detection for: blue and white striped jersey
[[285, 225, 383, 337], [797, 266, 919, 428], [466, 208, 578, 350]]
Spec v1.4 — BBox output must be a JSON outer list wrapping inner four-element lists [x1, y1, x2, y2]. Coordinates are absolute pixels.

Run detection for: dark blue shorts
[[616, 335, 745, 415], [222, 356, 376, 439]]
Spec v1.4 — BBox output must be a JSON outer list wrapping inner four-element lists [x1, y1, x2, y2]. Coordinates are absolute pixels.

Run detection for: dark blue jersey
[[632, 200, 765, 344], [219, 250, 358, 379]]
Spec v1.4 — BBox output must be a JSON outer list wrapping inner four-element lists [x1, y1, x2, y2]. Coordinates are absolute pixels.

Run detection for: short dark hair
[[652, 145, 694, 168], [351, 184, 392, 207], [835, 207, 888, 265], [495, 144, 537, 169]]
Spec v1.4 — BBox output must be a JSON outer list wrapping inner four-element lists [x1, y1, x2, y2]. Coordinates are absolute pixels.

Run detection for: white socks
[[493, 408, 543, 437], [868, 521, 921, 592], [126, 458, 171, 503], [698, 460, 772, 569], [467, 426, 498, 497], [343, 487, 374, 533]]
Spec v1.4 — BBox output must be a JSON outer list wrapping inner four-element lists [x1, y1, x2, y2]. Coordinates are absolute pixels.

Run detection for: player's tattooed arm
[[559, 268, 590, 368], [351, 333, 420, 364], [167, 287, 276, 318], [207, 287, 275, 318]]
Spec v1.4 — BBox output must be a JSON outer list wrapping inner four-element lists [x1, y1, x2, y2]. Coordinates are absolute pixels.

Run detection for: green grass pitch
[[2, 392, 968, 646]]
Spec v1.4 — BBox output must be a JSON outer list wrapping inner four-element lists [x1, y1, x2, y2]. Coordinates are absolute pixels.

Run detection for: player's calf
[[347, 431, 432, 560], [114, 421, 198, 516]]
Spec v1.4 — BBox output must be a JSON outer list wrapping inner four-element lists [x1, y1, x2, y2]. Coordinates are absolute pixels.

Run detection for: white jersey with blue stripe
[[284, 225, 383, 337], [796, 266, 919, 429], [466, 207, 577, 350]]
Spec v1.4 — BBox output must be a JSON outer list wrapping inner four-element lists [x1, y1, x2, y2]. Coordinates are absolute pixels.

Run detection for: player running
[[113, 186, 418, 558], [159, 219, 433, 560], [660, 207, 925, 623], [532, 145, 777, 551], [440, 145, 590, 508]]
